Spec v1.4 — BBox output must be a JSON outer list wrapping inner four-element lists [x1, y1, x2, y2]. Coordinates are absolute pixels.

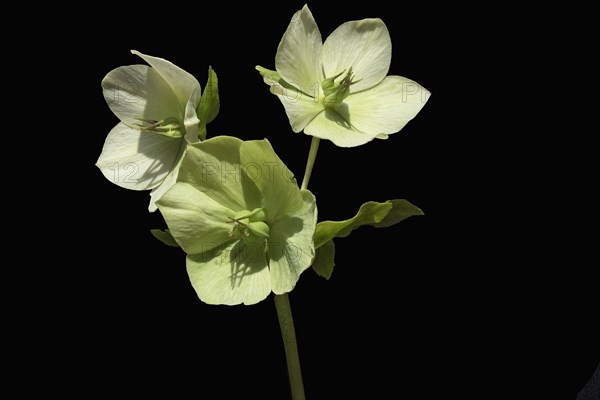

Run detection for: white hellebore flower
[[156, 136, 318, 305], [257, 4, 430, 147], [96, 50, 201, 211]]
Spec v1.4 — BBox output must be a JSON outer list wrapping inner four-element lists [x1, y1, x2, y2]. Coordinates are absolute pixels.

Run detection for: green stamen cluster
[[133, 116, 184, 138], [228, 207, 270, 238], [322, 67, 360, 107]]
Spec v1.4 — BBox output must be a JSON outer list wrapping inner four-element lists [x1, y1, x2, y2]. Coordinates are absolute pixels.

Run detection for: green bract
[[312, 239, 335, 280], [257, 4, 430, 148], [156, 136, 317, 305], [96, 51, 209, 212], [197, 66, 220, 141], [313, 199, 423, 279]]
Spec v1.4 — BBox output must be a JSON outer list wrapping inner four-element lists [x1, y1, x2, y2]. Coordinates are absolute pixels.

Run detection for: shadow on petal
[[228, 239, 269, 289], [186, 238, 271, 305], [324, 106, 352, 130], [188, 240, 269, 290], [135, 135, 185, 188], [131, 71, 187, 189], [269, 216, 304, 262]]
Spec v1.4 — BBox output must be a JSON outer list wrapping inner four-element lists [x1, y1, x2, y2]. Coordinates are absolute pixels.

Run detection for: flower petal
[[240, 140, 304, 220], [270, 82, 324, 132], [275, 5, 323, 98], [131, 50, 201, 111], [322, 18, 391, 92], [268, 190, 317, 294], [304, 108, 375, 148], [186, 240, 271, 305], [177, 136, 262, 212], [102, 64, 181, 125], [96, 122, 183, 190], [342, 76, 430, 137], [156, 182, 235, 254], [184, 93, 201, 144], [148, 153, 184, 212]]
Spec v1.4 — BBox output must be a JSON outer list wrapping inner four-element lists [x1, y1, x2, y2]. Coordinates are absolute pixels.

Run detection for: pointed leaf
[[315, 199, 423, 248], [256, 65, 281, 83], [314, 201, 391, 248], [372, 199, 423, 227], [197, 66, 219, 140], [312, 240, 335, 279], [255, 65, 301, 92], [151, 229, 180, 247]]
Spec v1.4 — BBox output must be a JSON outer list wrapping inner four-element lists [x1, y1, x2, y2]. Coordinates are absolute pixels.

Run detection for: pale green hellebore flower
[[157, 136, 317, 305], [96, 50, 201, 212], [257, 4, 430, 147]]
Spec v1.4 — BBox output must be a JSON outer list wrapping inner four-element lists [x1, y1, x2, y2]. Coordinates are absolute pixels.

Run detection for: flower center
[[133, 116, 184, 138], [321, 67, 360, 108], [228, 208, 270, 239]]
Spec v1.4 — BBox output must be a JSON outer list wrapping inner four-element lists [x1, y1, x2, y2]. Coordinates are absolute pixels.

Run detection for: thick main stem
[[275, 294, 304, 400], [301, 137, 320, 190], [274, 136, 320, 400]]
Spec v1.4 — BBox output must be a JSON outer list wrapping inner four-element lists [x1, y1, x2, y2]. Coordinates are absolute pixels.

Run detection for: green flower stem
[[275, 293, 305, 399], [301, 137, 320, 190], [198, 125, 207, 141], [274, 137, 321, 399]]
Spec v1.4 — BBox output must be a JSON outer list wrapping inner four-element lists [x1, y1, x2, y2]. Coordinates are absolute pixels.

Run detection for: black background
[[20, 1, 598, 398]]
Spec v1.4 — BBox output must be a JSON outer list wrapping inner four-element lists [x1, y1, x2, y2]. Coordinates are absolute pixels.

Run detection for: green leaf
[[314, 200, 423, 248], [151, 229, 180, 247], [314, 201, 391, 248], [255, 66, 281, 82], [312, 240, 335, 279], [372, 199, 424, 227], [255, 65, 299, 92], [197, 66, 219, 140]]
